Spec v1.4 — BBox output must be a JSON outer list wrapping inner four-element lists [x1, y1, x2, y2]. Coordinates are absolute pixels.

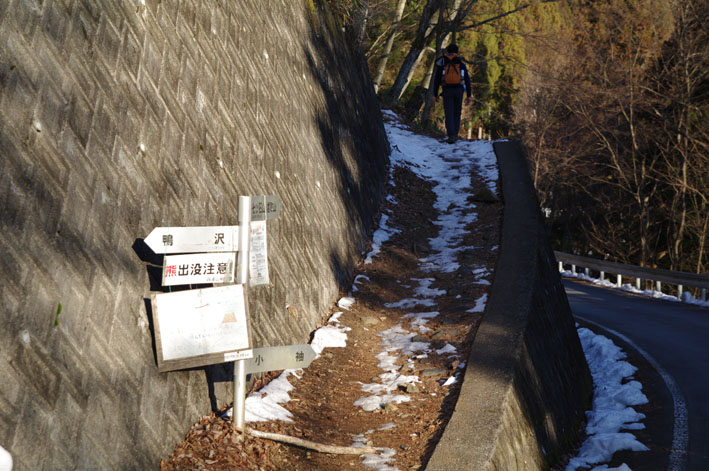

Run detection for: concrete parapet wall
[[426, 141, 592, 470], [0, 1, 388, 469]]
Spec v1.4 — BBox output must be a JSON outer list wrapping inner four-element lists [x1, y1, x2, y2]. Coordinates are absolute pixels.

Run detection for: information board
[[152, 284, 251, 372]]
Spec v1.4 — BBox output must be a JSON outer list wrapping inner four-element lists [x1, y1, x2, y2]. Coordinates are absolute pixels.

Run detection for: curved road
[[563, 279, 709, 471]]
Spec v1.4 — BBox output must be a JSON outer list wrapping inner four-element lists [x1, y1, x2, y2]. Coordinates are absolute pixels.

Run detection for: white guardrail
[[554, 251, 709, 303]]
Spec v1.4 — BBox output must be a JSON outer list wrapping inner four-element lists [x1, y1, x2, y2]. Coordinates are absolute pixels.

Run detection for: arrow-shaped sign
[[145, 226, 240, 254], [245, 344, 316, 374]]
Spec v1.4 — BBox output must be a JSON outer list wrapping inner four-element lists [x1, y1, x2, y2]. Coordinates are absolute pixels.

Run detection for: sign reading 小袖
[[162, 253, 236, 286], [145, 226, 239, 254], [151, 284, 252, 372], [245, 344, 316, 374]]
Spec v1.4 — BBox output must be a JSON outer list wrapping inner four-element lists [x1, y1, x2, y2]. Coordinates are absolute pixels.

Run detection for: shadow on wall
[[302, 4, 390, 292], [132, 237, 233, 413]]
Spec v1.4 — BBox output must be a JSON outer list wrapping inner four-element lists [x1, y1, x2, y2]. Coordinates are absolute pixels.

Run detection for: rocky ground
[[161, 122, 502, 470]]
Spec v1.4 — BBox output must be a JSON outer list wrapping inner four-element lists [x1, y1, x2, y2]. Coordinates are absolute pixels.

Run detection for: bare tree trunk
[[421, 1, 448, 126], [373, 0, 407, 93], [398, 47, 433, 100], [353, 0, 370, 47], [697, 211, 708, 274], [421, 46, 438, 89], [640, 195, 650, 267], [388, 0, 441, 103]]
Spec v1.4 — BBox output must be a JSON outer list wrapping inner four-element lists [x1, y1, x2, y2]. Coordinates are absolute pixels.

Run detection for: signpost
[[145, 226, 240, 254], [245, 345, 316, 374], [145, 194, 291, 436]]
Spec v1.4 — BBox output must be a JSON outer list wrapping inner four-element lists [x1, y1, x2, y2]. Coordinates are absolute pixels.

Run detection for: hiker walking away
[[433, 44, 471, 143]]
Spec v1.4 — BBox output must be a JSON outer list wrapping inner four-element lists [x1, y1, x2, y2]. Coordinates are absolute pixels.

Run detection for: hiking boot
[[447, 136, 457, 144]]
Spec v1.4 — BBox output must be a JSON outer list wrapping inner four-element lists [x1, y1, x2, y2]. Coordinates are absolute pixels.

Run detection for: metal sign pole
[[233, 195, 251, 434]]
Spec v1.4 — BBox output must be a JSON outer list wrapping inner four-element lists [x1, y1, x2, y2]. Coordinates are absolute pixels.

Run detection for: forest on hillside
[[325, 0, 709, 279]]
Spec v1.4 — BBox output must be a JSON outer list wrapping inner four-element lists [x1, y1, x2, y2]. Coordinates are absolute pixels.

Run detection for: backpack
[[443, 54, 462, 85]]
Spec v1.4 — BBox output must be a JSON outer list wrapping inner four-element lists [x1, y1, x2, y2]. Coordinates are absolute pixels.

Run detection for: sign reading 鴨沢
[[151, 284, 252, 372], [145, 226, 239, 254], [162, 253, 236, 286]]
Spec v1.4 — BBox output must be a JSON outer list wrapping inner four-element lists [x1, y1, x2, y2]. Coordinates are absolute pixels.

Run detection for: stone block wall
[[0, 1, 389, 469]]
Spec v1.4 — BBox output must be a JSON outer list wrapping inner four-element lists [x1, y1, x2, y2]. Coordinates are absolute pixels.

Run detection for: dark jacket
[[432, 53, 472, 98]]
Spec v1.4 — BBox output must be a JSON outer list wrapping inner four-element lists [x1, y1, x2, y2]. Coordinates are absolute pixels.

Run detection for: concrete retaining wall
[[426, 141, 592, 470], [0, 1, 388, 469]]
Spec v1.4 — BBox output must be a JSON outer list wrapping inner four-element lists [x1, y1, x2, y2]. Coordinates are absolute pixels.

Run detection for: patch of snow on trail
[[355, 324, 429, 412], [352, 434, 399, 471], [236, 299, 352, 422], [468, 293, 488, 313]]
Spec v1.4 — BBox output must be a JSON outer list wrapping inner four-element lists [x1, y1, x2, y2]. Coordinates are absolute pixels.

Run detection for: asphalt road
[[564, 279, 709, 471]]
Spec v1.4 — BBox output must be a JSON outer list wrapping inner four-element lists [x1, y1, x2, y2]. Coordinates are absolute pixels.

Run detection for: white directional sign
[[145, 226, 240, 254], [251, 195, 282, 221], [162, 253, 236, 286], [245, 344, 316, 374], [151, 284, 252, 372]]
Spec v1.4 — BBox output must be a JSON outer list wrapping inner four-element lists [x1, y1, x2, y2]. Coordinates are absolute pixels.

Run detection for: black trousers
[[442, 86, 464, 137]]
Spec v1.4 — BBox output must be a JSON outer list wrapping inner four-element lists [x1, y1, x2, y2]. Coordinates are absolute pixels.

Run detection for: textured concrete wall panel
[[0, 1, 388, 469]]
